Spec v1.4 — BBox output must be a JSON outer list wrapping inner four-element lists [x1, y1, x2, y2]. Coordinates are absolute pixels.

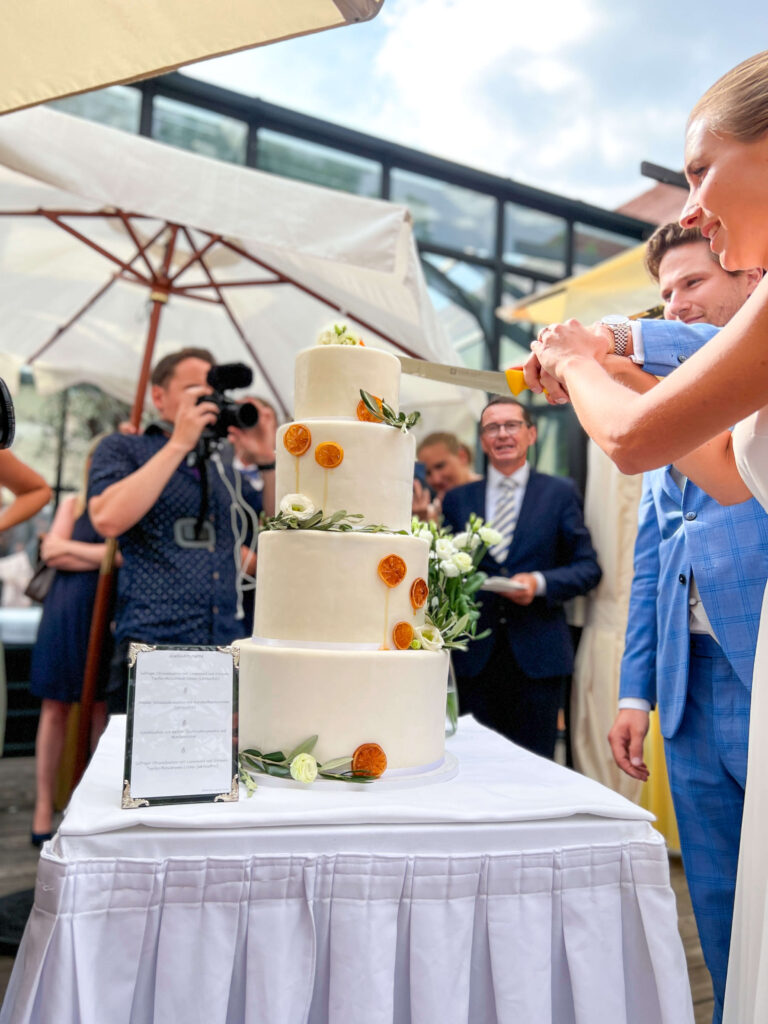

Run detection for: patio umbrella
[[497, 243, 662, 326], [0, 104, 477, 782], [0, 0, 384, 115]]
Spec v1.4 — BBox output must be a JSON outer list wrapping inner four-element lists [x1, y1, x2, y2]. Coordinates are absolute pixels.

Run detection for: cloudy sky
[[184, 0, 765, 211]]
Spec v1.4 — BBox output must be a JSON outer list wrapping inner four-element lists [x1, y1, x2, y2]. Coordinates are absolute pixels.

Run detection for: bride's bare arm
[[529, 276, 768, 475]]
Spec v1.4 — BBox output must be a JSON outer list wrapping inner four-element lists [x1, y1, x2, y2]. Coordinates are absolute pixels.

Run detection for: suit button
[[499, 616, 508, 625], [677, 354, 686, 363], [684, 511, 697, 521], [679, 573, 687, 585]]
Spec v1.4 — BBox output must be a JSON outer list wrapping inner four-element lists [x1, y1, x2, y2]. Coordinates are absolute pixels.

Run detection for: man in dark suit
[[441, 396, 601, 757]]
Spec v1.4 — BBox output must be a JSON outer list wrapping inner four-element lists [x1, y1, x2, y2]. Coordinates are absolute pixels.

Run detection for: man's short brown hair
[[480, 395, 534, 428], [151, 348, 215, 388], [644, 223, 723, 282]]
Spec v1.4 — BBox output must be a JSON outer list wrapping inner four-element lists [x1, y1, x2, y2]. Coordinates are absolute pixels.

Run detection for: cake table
[[0, 716, 694, 1024]]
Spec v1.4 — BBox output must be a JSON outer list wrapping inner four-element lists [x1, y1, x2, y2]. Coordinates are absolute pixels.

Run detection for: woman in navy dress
[[29, 447, 118, 843]]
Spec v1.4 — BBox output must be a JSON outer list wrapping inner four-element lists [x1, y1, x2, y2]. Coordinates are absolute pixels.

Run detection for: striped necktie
[[489, 476, 519, 563]]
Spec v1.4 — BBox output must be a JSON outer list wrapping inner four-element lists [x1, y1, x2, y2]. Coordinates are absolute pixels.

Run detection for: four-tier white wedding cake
[[236, 338, 449, 773]]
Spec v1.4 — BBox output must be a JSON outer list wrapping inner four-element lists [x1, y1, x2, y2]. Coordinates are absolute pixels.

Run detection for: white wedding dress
[[724, 408, 768, 1023]]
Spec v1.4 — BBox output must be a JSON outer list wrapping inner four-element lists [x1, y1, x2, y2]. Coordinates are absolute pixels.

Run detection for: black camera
[[0, 378, 15, 449], [197, 363, 258, 441]]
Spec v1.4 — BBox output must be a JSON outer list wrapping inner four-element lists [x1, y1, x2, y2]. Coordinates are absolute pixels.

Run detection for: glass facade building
[[45, 73, 653, 485]]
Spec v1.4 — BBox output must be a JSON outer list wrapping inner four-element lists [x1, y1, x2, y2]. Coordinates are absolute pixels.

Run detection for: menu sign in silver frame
[[122, 643, 239, 808]]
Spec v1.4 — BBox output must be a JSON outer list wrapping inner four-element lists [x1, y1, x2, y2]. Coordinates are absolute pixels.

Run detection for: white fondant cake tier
[[276, 420, 415, 530], [293, 345, 401, 419], [236, 640, 449, 770], [254, 531, 430, 646]]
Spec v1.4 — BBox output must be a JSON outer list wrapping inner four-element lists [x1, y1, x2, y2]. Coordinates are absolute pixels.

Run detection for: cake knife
[[397, 356, 529, 396]]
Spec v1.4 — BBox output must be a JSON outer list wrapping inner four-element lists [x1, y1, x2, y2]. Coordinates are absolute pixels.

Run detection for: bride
[[525, 50, 768, 1024]]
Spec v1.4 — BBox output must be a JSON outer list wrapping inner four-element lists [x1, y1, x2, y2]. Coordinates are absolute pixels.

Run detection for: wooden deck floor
[[0, 754, 714, 1021]]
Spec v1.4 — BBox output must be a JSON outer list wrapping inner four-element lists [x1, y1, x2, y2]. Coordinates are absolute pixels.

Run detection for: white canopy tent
[[0, 0, 384, 115], [0, 106, 482, 437]]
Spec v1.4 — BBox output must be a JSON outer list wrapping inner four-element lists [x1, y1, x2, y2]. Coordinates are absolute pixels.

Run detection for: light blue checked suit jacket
[[620, 320, 768, 738]]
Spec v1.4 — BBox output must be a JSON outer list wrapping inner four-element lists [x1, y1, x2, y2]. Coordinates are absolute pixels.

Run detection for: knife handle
[[504, 367, 529, 396]]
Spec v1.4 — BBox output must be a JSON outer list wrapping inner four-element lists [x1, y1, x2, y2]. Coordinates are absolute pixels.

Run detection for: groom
[[601, 222, 765, 1023]]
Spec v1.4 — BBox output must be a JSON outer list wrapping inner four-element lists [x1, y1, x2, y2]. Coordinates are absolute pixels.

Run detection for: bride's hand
[[530, 319, 612, 384], [522, 352, 571, 404]]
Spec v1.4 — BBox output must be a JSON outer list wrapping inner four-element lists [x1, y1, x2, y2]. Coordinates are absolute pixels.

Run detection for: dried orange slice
[[378, 554, 407, 588], [356, 395, 383, 423], [392, 620, 414, 650], [352, 742, 387, 778], [410, 577, 428, 611], [315, 441, 344, 468], [283, 424, 311, 456]]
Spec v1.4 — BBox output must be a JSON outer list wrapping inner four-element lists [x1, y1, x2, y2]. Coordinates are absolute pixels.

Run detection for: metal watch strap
[[609, 321, 629, 357]]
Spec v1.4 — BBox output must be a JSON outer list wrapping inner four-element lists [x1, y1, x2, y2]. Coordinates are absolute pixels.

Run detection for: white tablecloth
[[1, 717, 694, 1024]]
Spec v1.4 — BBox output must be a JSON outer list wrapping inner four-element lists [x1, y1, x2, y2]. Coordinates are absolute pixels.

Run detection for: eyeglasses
[[480, 420, 528, 437]]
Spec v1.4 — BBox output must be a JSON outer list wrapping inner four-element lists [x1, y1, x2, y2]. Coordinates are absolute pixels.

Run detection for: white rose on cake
[[413, 624, 445, 651], [290, 752, 319, 784], [279, 494, 316, 520]]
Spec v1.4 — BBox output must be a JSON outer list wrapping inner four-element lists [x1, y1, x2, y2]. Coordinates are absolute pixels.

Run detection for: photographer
[[88, 347, 276, 713]]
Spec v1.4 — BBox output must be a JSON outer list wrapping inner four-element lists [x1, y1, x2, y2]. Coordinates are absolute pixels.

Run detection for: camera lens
[[236, 403, 259, 429], [0, 378, 16, 450]]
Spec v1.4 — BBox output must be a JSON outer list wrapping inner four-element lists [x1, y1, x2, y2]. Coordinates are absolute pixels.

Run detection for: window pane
[[50, 85, 140, 133], [422, 254, 494, 367], [498, 273, 535, 369], [573, 223, 634, 274], [152, 97, 247, 164], [257, 131, 380, 197], [391, 170, 495, 258], [504, 204, 566, 276]]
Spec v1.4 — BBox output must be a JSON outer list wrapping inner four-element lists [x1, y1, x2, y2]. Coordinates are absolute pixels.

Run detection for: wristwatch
[[600, 314, 631, 357]]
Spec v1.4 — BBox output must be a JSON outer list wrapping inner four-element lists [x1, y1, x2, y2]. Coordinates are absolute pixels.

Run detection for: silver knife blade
[[397, 356, 525, 396]]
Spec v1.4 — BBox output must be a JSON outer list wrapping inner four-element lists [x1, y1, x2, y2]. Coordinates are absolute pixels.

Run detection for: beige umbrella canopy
[[497, 243, 663, 327], [0, 0, 384, 115]]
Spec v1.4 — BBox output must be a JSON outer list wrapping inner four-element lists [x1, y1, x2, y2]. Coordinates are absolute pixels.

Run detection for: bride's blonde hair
[[689, 50, 768, 143]]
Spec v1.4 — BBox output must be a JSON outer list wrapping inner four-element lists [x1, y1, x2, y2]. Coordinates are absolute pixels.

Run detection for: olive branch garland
[[360, 389, 421, 433], [238, 735, 377, 794], [264, 508, 393, 532]]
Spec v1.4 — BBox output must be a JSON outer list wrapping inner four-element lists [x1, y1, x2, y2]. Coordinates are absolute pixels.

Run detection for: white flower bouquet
[[411, 513, 502, 652]]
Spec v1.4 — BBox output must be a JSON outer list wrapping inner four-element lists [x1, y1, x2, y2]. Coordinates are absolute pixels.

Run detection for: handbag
[[24, 560, 56, 603]]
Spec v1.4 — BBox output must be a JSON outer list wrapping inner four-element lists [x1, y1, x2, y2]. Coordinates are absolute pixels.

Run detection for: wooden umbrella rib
[[182, 226, 290, 420], [219, 237, 422, 358], [27, 221, 168, 364], [42, 212, 150, 287]]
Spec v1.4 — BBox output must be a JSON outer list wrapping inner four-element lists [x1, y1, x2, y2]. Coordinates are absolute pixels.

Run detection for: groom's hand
[[608, 708, 650, 781]]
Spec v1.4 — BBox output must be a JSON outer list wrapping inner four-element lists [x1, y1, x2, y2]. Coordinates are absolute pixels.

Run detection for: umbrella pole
[[72, 246, 176, 789]]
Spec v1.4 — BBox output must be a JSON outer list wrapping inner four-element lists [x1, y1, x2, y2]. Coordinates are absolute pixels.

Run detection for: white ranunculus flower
[[440, 559, 460, 578], [479, 526, 503, 546], [414, 624, 444, 651], [451, 551, 474, 574], [435, 538, 456, 560], [290, 752, 318, 783], [467, 533, 482, 551], [280, 493, 316, 520], [316, 323, 362, 346], [452, 531, 469, 549]]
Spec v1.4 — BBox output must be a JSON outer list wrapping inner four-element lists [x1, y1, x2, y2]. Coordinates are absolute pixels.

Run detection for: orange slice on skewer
[[409, 577, 428, 611], [378, 554, 407, 588], [356, 396, 384, 422], [315, 441, 344, 468], [283, 424, 311, 456], [392, 620, 414, 650], [352, 742, 387, 778]]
